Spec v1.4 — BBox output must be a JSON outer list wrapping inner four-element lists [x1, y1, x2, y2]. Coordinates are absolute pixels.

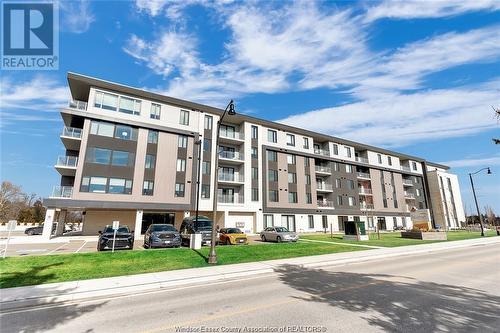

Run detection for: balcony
[[68, 100, 88, 111], [357, 172, 370, 179], [316, 183, 333, 192], [317, 200, 335, 208], [51, 186, 73, 198], [218, 151, 244, 163], [218, 172, 244, 183], [360, 203, 375, 210], [60, 126, 82, 150], [402, 179, 414, 186], [358, 187, 373, 195], [217, 194, 244, 204], [55, 156, 78, 176], [355, 156, 369, 164], [401, 165, 411, 172], [219, 130, 244, 143], [315, 165, 332, 175], [314, 148, 330, 157], [404, 191, 416, 199]]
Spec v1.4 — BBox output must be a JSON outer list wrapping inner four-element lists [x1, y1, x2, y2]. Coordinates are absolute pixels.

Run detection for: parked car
[[260, 227, 299, 243], [24, 223, 57, 235], [97, 225, 134, 251], [179, 216, 214, 246], [143, 224, 181, 248], [219, 228, 248, 245]]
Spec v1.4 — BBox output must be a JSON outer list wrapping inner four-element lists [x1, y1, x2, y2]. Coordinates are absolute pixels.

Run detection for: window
[[145, 154, 156, 169], [251, 126, 258, 139], [332, 162, 339, 172], [348, 196, 355, 206], [80, 176, 132, 194], [333, 144, 338, 155], [251, 147, 258, 159], [377, 154, 382, 164], [335, 178, 342, 188], [303, 137, 309, 149], [112, 150, 131, 166], [267, 151, 277, 161], [176, 159, 186, 172], [267, 129, 277, 143], [264, 215, 274, 228], [306, 174, 311, 185], [90, 121, 115, 137], [368, 217, 374, 228], [288, 192, 298, 203], [287, 154, 296, 165], [393, 217, 398, 227], [419, 202, 424, 209], [179, 110, 190, 125], [388, 156, 392, 166], [304, 157, 310, 167], [202, 161, 210, 175], [416, 188, 421, 197], [108, 178, 127, 194], [175, 183, 185, 197], [268, 190, 278, 202], [143, 181, 154, 196], [268, 169, 278, 182], [346, 164, 353, 173], [337, 195, 343, 205], [220, 124, 236, 138], [286, 134, 295, 146], [288, 172, 297, 183], [252, 188, 259, 201], [86, 147, 111, 164], [347, 179, 354, 189], [90, 177, 110, 193], [94, 91, 118, 111], [178, 135, 188, 148], [204, 115, 213, 130], [115, 125, 137, 140], [203, 138, 211, 151], [308, 215, 314, 229], [322, 215, 328, 229], [119, 97, 141, 115], [412, 161, 418, 171], [252, 167, 258, 180], [345, 147, 352, 158], [150, 103, 161, 120], [201, 185, 210, 198], [148, 130, 158, 144], [306, 193, 312, 204]]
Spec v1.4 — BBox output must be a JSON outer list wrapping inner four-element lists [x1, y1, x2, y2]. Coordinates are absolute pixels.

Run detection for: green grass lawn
[[0, 242, 365, 289], [302, 230, 498, 248]]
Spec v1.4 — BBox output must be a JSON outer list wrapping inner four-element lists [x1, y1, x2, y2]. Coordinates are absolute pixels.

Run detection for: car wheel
[[28, 230, 34, 236], [261, 235, 266, 242], [226, 238, 231, 245], [276, 236, 282, 243]]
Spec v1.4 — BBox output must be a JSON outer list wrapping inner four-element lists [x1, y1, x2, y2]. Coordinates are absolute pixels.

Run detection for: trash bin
[[190, 233, 202, 250]]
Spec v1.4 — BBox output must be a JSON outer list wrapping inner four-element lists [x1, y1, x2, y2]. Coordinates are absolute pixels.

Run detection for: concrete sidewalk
[[2, 236, 499, 311]]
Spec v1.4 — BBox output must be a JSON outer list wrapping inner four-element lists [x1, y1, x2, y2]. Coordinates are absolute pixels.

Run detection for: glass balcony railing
[[68, 100, 88, 110], [218, 172, 244, 182], [61, 126, 82, 139], [219, 151, 244, 161], [56, 156, 78, 168], [404, 191, 416, 199], [357, 172, 370, 179], [317, 200, 335, 207], [402, 179, 414, 186], [355, 156, 369, 164], [314, 148, 330, 157], [401, 165, 411, 172], [219, 130, 244, 140], [217, 194, 244, 204], [360, 203, 375, 210], [358, 187, 373, 195], [51, 186, 73, 198], [316, 183, 333, 191], [315, 166, 332, 173]]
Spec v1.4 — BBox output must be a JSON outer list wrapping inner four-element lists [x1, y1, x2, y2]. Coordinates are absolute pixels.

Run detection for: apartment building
[[42, 73, 465, 239]]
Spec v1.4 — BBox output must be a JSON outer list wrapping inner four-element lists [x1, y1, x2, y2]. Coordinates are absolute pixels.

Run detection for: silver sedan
[[260, 227, 299, 243]]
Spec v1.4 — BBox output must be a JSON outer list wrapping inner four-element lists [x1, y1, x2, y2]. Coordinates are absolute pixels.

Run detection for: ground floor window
[[264, 214, 274, 228], [322, 215, 328, 229], [282, 215, 296, 231], [308, 215, 314, 229]]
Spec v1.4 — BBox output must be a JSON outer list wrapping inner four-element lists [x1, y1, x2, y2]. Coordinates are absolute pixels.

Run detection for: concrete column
[[55, 210, 67, 236], [134, 210, 143, 240], [42, 208, 56, 240]]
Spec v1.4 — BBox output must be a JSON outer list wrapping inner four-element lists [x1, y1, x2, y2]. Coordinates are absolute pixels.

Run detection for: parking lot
[[1, 235, 268, 257]]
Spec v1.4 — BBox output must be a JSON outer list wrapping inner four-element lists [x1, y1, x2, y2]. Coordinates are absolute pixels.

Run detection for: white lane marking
[[45, 243, 69, 255], [16, 249, 47, 253], [299, 238, 384, 249], [74, 241, 87, 253], [0, 273, 276, 315]]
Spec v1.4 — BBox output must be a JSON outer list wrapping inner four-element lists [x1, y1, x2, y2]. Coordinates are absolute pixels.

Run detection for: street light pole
[[468, 167, 492, 237], [208, 100, 235, 265], [195, 140, 202, 225]]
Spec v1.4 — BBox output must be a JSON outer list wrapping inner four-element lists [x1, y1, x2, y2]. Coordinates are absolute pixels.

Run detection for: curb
[[1, 237, 499, 312]]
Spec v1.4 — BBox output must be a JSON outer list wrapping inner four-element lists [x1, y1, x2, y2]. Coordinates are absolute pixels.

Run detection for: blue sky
[[1, 0, 499, 214]]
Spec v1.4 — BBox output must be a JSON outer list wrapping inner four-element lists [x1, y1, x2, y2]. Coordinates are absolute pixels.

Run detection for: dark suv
[[144, 224, 181, 248], [179, 216, 214, 246], [97, 225, 134, 251]]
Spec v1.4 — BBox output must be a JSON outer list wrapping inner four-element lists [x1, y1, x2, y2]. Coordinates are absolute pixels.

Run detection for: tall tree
[[0, 181, 25, 223], [494, 106, 500, 144]]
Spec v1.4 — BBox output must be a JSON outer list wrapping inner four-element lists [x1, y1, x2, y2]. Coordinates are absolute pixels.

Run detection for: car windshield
[[151, 224, 176, 232], [225, 228, 242, 234], [194, 220, 212, 230], [275, 227, 289, 232], [104, 226, 130, 233]]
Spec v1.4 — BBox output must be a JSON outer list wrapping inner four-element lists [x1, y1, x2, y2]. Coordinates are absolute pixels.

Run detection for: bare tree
[[0, 181, 26, 223], [494, 106, 500, 145], [484, 205, 496, 226]]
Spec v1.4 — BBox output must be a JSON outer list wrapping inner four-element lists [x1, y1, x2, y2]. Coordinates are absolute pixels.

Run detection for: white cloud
[[440, 155, 500, 168], [364, 0, 500, 22], [60, 0, 95, 33]]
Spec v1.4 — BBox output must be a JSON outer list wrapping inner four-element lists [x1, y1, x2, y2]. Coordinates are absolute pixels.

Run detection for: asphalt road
[[1, 243, 499, 333]]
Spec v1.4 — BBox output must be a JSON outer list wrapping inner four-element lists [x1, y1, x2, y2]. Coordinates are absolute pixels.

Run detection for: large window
[[220, 124, 236, 138], [150, 103, 161, 119], [348, 196, 355, 206], [108, 178, 126, 194], [288, 172, 297, 184], [94, 91, 118, 111], [145, 154, 156, 169], [179, 110, 190, 125], [148, 130, 158, 144], [112, 150, 132, 166], [288, 192, 298, 203], [332, 144, 338, 155], [204, 115, 213, 130], [306, 193, 312, 204], [202, 161, 210, 175], [264, 214, 274, 228], [345, 147, 352, 158], [268, 169, 278, 182], [81, 176, 132, 194], [86, 148, 111, 164], [268, 190, 278, 202], [267, 129, 277, 143], [377, 154, 382, 164], [178, 135, 188, 148], [308, 215, 314, 229], [287, 154, 296, 165], [176, 159, 186, 172], [347, 179, 354, 190], [267, 151, 277, 161], [251, 126, 258, 139], [346, 164, 353, 173], [335, 178, 341, 188], [119, 97, 141, 115], [90, 121, 114, 138], [303, 137, 309, 149], [337, 195, 343, 205], [286, 134, 295, 146], [175, 183, 185, 197], [201, 185, 210, 198], [143, 180, 154, 196], [412, 161, 418, 171]]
